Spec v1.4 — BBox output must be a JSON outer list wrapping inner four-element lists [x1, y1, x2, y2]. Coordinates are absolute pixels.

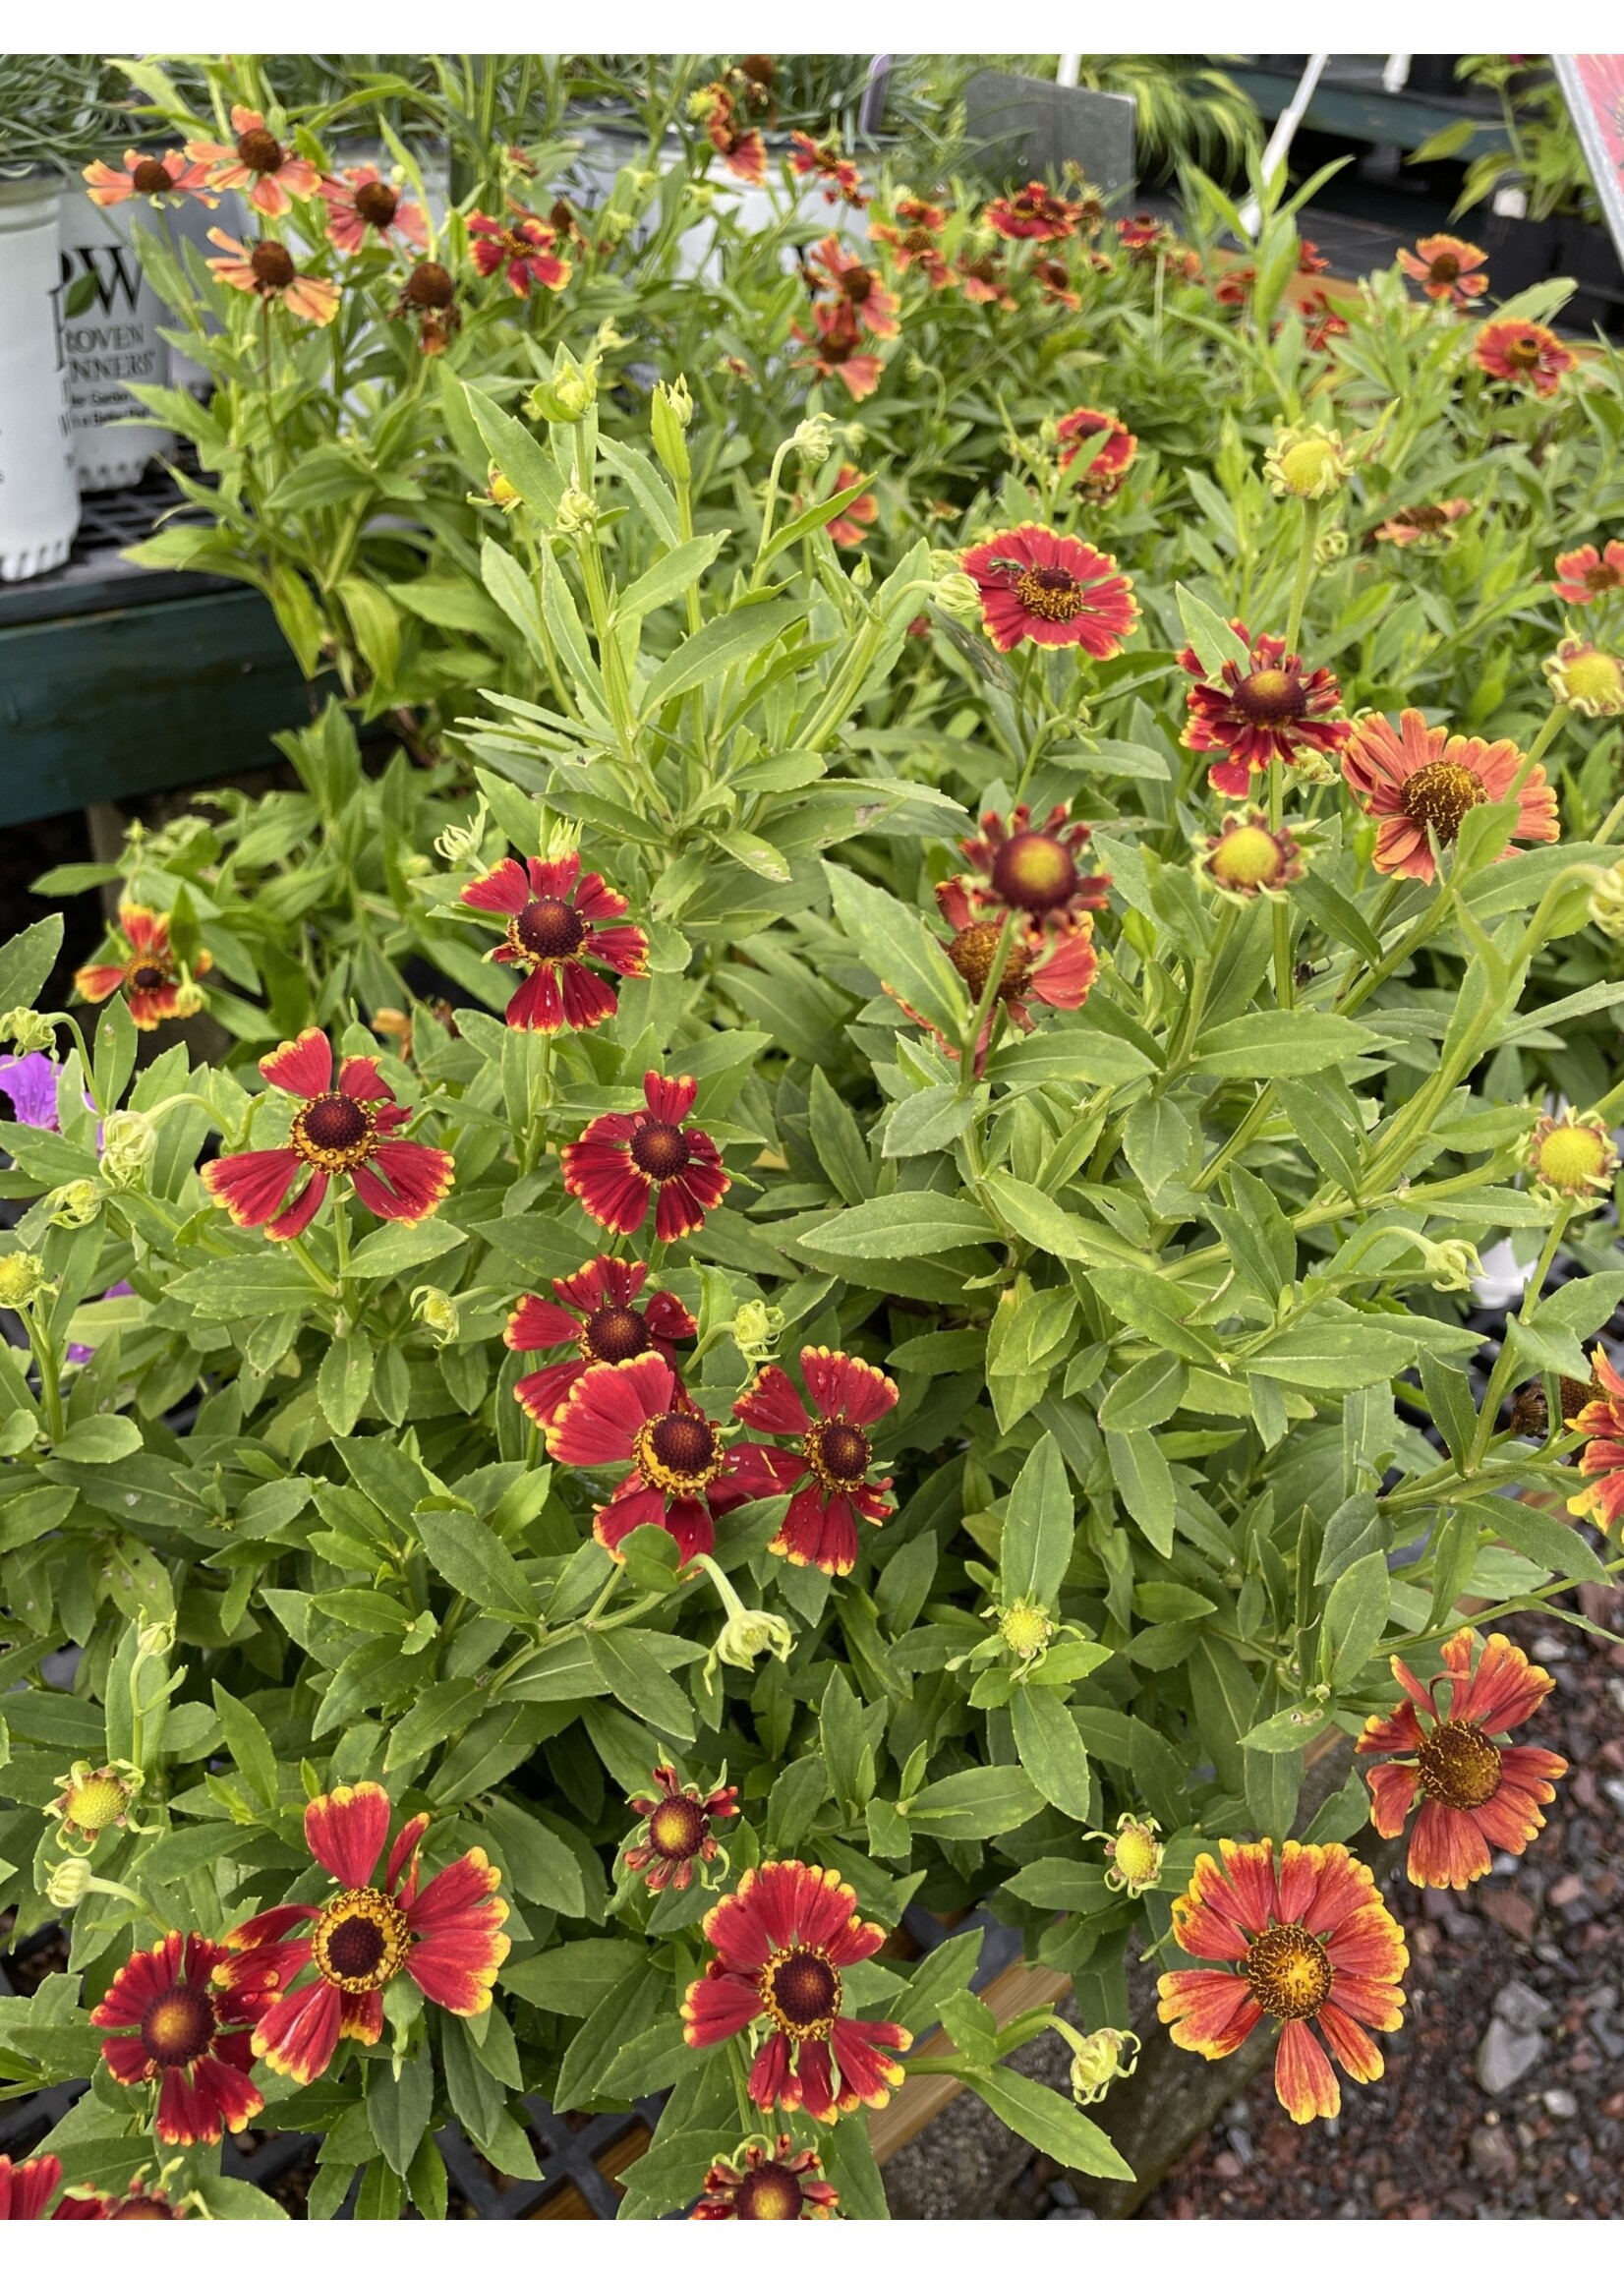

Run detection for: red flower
[[506, 1254, 696, 1429], [623, 1762, 739, 1893], [55, 2178, 190, 2221], [468, 207, 571, 296], [872, 201, 952, 287], [545, 1349, 751, 1564], [1397, 233, 1487, 306], [84, 148, 217, 209], [1552, 540, 1624, 605], [1567, 1346, 1624, 1534], [1032, 257, 1081, 310], [91, 1931, 263, 2147], [561, 1070, 728, 1243], [1299, 284, 1350, 355], [806, 235, 899, 336], [1341, 708, 1559, 883], [788, 133, 866, 207], [1214, 262, 1253, 307], [1157, 1839, 1408, 2126], [1358, 1630, 1567, 1889], [681, 1859, 912, 2122], [691, 2135, 841, 2219], [73, 902, 210, 1030], [1298, 239, 1331, 275], [935, 891, 1100, 1045], [823, 464, 877, 547], [956, 255, 1017, 309], [793, 301, 885, 400], [216, 1781, 509, 2084], [1117, 210, 1165, 257], [985, 180, 1081, 242], [705, 88, 769, 186], [318, 165, 427, 255], [1055, 406, 1137, 500], [187, 105, 320, 218], [392, 259, 461, 353], [1474, 318, 1575, 398], [1179, 623, 1352, 796], [731, 1348, 898, 1576], [0, 2155, 63, 2220], [201, 1027, 454, 1241], [1375, 499, 1473, 548], [959, 524, 1137, 656], [459, 850, 648, 1030], [952, 803, 1111, 930], [205, 231, 340, 325]]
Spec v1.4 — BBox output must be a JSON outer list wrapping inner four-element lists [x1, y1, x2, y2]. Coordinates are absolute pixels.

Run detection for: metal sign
[[1552, 56, 1624, 267]]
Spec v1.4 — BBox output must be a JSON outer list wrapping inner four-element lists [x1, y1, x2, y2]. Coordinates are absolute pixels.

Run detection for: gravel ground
[[1145, 1593, 1624, 2221]]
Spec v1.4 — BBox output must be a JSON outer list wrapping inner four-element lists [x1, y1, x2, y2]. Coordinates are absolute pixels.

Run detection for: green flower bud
[[792, 414, 836, 467], [0, 1251, 46, 1310], [45, 1180, 101, 1229], [99, 1110, 156, 1190], [0, 1008, 55, 1053], [412, 1286, 459, 1346]]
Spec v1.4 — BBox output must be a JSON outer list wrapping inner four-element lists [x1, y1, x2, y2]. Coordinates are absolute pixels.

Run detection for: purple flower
[[0, 1052, 60, 1134]]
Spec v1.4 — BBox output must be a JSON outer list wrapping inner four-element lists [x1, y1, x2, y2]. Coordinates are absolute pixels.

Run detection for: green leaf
[[210, 1682, 279, 1810], [587, 1629, 694, 1739], [483, 1795, 587, 1915], [938, 1986, 999, 2066], [1538, 1271, 1624, 1339], [1243, 1703, 1336, 1753], [463, 381, 562, 518], [503, 1939, 640, 2015], [190, 2176, 289, 2220], [1104, 1429, 1176, 1555], [1010, 1684, 1092, 1821], [347, 1219, 466, 1278], [614, 533, 726, 622], [984, 1027, 1155, 1091], [901, 1764, 1042, 1840], [982, 1172, 1094, 1261], [1322, 1549, 1391, 1682], [0, 912, 60, 1013], [1488, 1495, 1608, 1585], [1000, 1434, 1075, 1606], [969, 2066, 1133, 2182], [1097, 1352, 1187, 1432], [367, 2049, 434, 2177], [641, 598, 800, 713], [380, 1678, 484, 1773], [1174, 584, 1254, 678], [808, 1066, 875, 1202], [551, 1957, 666, 2112], [1193, 1010, 1379, 1079], [318, 1336, 375, 1436], [52, 1415, 143, 1465], [883, 1083, 978, 1158], [413, 1507, 536, 1623], [796, 1191, 994, 1259], [824, 860, 968, 1042]]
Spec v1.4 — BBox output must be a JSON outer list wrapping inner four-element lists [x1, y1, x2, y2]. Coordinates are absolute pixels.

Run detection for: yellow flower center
[[1209, 823, 1286, 892], [1277, 437, 1339, 496], [991, 829, 1079, 912], [1561, 649, 1624, 710], [946, 918, 1034, 1000], [1110, 1824, 1161, 1888], [999, 1603, 1056, 1660], [1244, 1922, 1332, 2020], [311, 1887, 411, 1993], [1015, 564, 1088, 622], [1400, 758, 1487, 845], [1417, 1720, 1503, 1811], [140, 1983, 216, 2068], [1536, 1121, 1611, 1194], [759, 1943, 842, 2040], [647, 1794, 708, 1859], [65, 1774, 127, 1831], [802, 1418, 872, 1491], [735, 2163, 805, 2219]]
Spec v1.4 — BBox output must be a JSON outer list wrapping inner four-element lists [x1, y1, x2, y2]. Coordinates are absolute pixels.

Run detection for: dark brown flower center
[[1586, 562, 1621, 591], [630, 1119, 691, 1180], [1508, 331, 1543, 367], [1015, 564, 1087, 622], [804, 1417, 871, 1487], [760, 1944, 841, 2037], [946, 917, 1034, 1000], [583, 1304, 651, 1364], [237, 127, 284, 174], [111, 2197, 180, 2220], [1405, 505, 1449, 533], [296, 1092, 370, 1155], [131, 157, 174, 195], [250, 241, 296, 289], [647, 1793, 708, 1858], [404, 260, 455, 309], [840, 264, 875, 302], [644, 1411, 717, 1481], [127, 961, 171, 991], [312, 1887, 409, 1993], [1430, 253, 1460, 282], [499, 227, 539, 261], [140, 1983, 216, 2068], [902, 227, 935, 253], [1233, 666, 1306, 723], [991, 828, 1079, 911], [1417, 1719, 1503, 1810], [353, 179, 399, 227], [735, 2163, 804, 2220], [1244, 1922, 1332, 2021], [1401, 758, 1486, 844], [513, 896, 587, 962]]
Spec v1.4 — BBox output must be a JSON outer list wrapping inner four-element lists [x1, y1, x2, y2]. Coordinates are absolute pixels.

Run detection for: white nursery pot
[[0, 175, 80, 581], [58, 183, 172, 491]]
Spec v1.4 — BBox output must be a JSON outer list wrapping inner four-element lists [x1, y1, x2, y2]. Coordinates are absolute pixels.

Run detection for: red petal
[[304, 1781, 390, 1888], [732, 1364, 809, 1436], [260, 1028, 333, 1098], [802, 1346, 897, 1426], [265, 1166, 327, 1241], [201, 1147, 302, 1228], [337, 1055, 394, 1103], [350, 1139, 454, 1223], [549, 1351, 674, 1466], [506, 964, 565, 1031], [643, 1071, 697, 1123], [460, 857, 532, 913]]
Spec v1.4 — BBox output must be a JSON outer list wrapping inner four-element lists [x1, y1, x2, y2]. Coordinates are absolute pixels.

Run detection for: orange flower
[[985, 180, 1082, 242], [793, 303, 885, 401], [1055, 406, 1136, 500], [318, 165, 427, 255], [1398, 233, 1488, 306], [823, 464, 877, 547], [1568, 1345, 1624, 1535], [957, 255, 1018, 310], [1375, 499, 1473, 547], [1341, 708, 1558, 882], [1358, 1630, 1567, 1888], [1157, 1839, 1407, 2126], [959, 525, 1137, 656], [1552, 540, 1624, 604], [1474, 318, 1575, 397], [205, 231, 339, 325], [788, 133, 866, 208], [83, 148, 216, 209], [187, 105, 319, 218], [806, 235, 899, 337]]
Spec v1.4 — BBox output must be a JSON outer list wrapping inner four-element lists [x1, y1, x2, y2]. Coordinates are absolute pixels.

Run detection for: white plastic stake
[[1239, 52, 1331, 239]]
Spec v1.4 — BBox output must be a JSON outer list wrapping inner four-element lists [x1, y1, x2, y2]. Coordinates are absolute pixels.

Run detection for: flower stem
[[1282, 498, 1321, 661]]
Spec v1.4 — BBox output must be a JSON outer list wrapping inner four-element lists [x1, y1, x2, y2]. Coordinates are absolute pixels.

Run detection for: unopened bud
[[791, 414, 835, 467], [553, 481, 600, 539], [477, 463, 522, 513], [652, 378, 694, 483], [1314, 526, 1349, 564], [1062, 2022, 1140, 2106], [46, 1857, 94, 1907], [1589, 858, 1624, 941], [45, 1180, 101, 1229], [100, 1110, 156, 1189], [1098, 1812, 1164, 1895], [170, 975, 206, 1019], [0, 1008, 55, 1054], [435, 797, 490, 868], [933, 568, 982, 622], [1419, 1236, 1480, 1293], [730, 1301, 784, 1367], [998, 1600, 1056, 1662], [412, 1286, 459, 1346], [714, 1603, 794, 1671], [529, 360, 597, 423]]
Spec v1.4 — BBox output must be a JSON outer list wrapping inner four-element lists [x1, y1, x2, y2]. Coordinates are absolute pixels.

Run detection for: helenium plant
[[4, 49, 1624, 2226]]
